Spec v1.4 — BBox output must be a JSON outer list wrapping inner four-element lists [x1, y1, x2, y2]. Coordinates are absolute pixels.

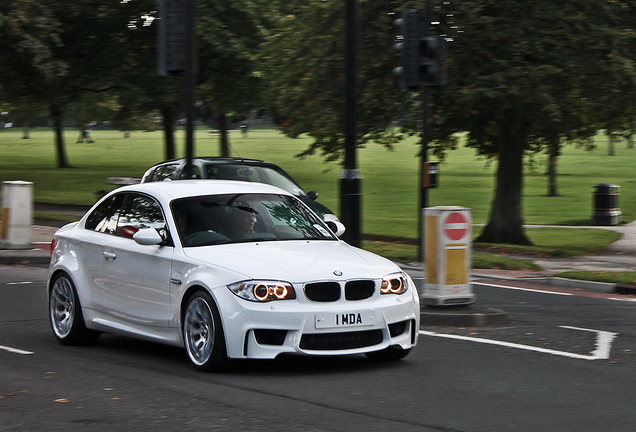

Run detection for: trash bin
[[591, 183, 621, 226]]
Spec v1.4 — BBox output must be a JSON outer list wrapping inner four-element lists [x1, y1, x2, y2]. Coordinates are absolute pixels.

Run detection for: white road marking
[[609, 297, 636, 303], [473, 282, 573, 296], [419, 326, 617, 360], [0, 345, 34, 355]]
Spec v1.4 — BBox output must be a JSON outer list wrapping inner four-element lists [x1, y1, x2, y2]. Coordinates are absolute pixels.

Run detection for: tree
[[431, 0, 636, 244], [261, 0, 411, 161], [0, 0, 68, 162], [196, 0, 267, 157]]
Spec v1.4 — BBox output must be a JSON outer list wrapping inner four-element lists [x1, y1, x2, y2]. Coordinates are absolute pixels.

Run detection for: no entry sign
[[443, 212, 469, 241]]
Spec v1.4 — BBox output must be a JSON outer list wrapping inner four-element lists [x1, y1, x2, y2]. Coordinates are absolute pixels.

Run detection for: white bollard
[[1, 181, 33, 249]]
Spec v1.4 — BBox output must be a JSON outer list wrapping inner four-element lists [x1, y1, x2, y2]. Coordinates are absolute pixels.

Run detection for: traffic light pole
[[340, 0, 361, 247], [418, 0, 432, 262], [419, 87, 430, 262]]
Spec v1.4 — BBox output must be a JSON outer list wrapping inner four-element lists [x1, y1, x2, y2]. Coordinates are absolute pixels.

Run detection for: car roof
[[112, 179, 292, 202], [148, 157, 278, 169]]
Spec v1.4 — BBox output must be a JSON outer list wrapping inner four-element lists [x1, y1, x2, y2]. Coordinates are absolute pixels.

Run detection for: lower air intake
[[300, 329, 383, 351]]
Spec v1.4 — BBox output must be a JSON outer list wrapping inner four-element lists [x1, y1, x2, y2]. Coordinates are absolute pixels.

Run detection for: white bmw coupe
[[48, 180, 420, 371]]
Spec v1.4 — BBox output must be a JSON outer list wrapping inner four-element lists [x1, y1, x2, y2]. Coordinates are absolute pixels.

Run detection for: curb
[[0, 250, 51, 265]]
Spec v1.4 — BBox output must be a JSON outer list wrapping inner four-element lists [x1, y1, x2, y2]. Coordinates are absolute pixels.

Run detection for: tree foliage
[[261, 0, 415, 161], [430, 0, 636, 244], [196, 0, 266, 156]]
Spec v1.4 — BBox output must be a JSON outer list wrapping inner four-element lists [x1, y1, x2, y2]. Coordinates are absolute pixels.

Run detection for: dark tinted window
[[172, 193, 334, 247], [149, 164, 180, 182], [179, 165, 201, 179], [201, 163, 305, 196], [85, 194, 124, 234]]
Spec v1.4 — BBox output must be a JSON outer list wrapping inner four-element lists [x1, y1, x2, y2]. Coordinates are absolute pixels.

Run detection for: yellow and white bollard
[[423, 206, 475, 306]]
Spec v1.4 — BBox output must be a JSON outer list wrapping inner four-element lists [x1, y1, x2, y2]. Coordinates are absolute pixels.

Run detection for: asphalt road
[[3, 263, 636, 432]]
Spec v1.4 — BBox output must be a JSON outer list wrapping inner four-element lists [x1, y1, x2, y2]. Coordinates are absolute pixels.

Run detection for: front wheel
[[49, 273, 100, 345], [182, 291, 228, 372]]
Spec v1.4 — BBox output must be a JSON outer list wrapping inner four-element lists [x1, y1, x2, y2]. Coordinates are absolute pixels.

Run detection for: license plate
[[315, 311, 375, 329]]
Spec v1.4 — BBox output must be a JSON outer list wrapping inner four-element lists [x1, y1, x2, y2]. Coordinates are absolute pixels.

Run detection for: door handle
[[103, 250, 117, 260]]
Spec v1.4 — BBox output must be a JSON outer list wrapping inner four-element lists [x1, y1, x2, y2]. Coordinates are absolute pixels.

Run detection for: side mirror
[[326, 221, 346, 237], [133, 228, 164, 246], [307, 191, 318, 200]]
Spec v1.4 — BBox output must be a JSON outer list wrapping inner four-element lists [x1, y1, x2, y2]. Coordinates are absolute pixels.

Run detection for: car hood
[[182, 240, 400, 282]]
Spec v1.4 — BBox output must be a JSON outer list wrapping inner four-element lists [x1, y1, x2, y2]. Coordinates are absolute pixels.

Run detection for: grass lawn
[[1, 127, 634, 232], [1, 126, 633, 273]]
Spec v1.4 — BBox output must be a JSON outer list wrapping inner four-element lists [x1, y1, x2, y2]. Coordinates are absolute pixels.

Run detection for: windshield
[[171, 193, 336, 247], [201, 163, 306, 197]]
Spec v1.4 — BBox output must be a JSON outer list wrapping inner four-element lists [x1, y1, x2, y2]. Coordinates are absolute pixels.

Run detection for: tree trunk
[[475, 124, 531, 245], [218, 112, 230, 157], [50, 104, 70, 168], [547, 138, 560, 197], [607, 132, 616, 156], [161, 106, 177, 160]]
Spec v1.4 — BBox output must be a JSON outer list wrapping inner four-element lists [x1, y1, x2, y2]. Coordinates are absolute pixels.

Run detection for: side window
[[179, 165, 201, 179], [116, 193, 167, 240], [204, 165, 219, 179], [85, 194, 124, 234], [147, 167, 161, 182], [156, 164, 179, 181]]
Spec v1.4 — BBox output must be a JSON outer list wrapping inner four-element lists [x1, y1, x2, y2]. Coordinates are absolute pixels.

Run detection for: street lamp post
[[340, 0, 362, 247]]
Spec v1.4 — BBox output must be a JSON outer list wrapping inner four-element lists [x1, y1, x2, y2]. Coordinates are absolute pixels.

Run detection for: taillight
[[50, 238, 55, 256]]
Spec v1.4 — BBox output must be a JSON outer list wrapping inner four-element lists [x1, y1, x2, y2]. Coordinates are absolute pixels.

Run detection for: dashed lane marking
[[0, 345, 34, 355]]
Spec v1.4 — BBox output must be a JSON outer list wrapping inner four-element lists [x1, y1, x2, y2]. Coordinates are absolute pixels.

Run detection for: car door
[[79, 193, 124, 313], [99, 193, 174, 327]]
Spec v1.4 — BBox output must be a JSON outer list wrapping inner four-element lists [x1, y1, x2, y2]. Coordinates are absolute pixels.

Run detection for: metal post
[[183, 0, 196, 179], [418, 0, 433, 262], [340, 0, 361, 247]]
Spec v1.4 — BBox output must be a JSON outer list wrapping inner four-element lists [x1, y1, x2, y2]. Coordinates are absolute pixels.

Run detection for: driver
[[224, 205, 257, 238]]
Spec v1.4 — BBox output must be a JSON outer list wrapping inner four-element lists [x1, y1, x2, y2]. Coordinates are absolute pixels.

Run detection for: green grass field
[[1, 127, 634, 240]]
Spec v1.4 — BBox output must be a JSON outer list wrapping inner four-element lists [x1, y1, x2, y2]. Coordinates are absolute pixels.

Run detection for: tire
[[182, 291, 228, 372], [49, 273, 100, 346], [365, 346, 411, 362]]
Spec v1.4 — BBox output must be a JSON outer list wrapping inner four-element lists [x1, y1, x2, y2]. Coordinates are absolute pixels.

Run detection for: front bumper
[[212, 285, 420, 359]]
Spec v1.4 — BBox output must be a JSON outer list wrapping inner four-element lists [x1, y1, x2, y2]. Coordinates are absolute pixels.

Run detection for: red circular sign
[[443, 212, 469, 241]]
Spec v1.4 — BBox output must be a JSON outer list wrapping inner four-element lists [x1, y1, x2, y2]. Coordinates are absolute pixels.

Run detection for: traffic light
[[393, 9, 446, 90], [419, 35, 445, 86], [157, 0, 188, 76], [393, 9, 422, 91]]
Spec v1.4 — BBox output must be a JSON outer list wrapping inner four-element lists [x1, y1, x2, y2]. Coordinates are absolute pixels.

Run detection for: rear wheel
[[182, 291, 228, 372], [49, 273, 100, 345], [365, 346, 411, 362]]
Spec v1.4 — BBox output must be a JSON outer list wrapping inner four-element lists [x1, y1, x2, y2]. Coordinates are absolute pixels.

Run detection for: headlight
[[381, 272, 408, 295], [228, 280, 296, 302]]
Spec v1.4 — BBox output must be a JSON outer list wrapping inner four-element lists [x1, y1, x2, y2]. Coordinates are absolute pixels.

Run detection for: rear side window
[[85, 194, 124, 234], [149, 164, 180, 182]]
